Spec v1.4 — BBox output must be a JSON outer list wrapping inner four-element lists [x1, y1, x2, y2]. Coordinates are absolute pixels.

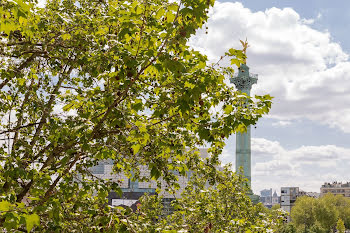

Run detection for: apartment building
[[320, 182, 350, 197]]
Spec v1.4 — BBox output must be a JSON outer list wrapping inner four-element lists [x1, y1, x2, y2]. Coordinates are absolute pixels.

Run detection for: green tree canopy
[[290, 193, 350, 232], [126, 165, 285, 232], [291, 196, 316, 229], [0, 0, 272, 231]]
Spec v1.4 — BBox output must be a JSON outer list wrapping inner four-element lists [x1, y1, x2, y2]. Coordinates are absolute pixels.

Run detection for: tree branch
[[0, 122, 43, 135]]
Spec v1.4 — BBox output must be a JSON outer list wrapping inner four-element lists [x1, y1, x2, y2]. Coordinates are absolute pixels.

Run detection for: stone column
[[230, 64, 257, 188]]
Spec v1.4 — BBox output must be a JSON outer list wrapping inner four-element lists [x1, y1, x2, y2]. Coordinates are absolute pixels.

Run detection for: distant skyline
[[189, 1, 350, 194]]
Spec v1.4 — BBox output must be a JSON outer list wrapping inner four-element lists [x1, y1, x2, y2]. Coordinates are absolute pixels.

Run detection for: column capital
[[230, 64, 258, 91]]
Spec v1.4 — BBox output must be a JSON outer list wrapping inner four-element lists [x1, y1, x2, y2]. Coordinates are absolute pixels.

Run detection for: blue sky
[[232, 0, 350, 53], [190, 0, 350, 193]]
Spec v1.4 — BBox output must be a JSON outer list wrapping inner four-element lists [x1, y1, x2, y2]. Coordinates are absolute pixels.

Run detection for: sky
[[189, 0, 350, 194]]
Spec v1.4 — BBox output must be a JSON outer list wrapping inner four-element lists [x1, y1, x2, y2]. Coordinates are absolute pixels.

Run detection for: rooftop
[[321, 182, 350, 188]]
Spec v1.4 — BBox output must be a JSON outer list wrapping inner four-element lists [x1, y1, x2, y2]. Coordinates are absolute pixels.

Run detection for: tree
[[325, 193, 350, 229], [125, 165, 285, 232], [291, 196, 316, 229], [271, 204, 281, 211], [289, 193, 350, 232], [314, 195, 339, 231], [0, 0, 272, 231], [337, 219, 346, 233], [279, 223, 297, 233], [308, 222, 327, 233]]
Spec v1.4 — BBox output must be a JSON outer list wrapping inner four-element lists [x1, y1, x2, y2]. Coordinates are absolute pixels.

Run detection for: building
[[259, 189, 272, 207], [280, 187, 320, 222], [260, 188, 272, 198], [280, 187, 299, 222], [260, 189, 280, 208], [89, 148, 209, 209], [320, 182, 350, 197], [305, 192, 320, 198], [272, 190, 280, 206], [298, 190, 320, 198]]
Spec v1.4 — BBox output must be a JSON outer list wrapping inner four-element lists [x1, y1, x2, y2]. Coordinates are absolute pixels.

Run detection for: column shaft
[[236, 126, 251, 187]]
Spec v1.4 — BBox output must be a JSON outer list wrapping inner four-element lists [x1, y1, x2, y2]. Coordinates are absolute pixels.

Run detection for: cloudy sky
[[189, 0, 350, 194]]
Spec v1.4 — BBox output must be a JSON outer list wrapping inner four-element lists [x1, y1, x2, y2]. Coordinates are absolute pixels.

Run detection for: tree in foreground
[[337, 219, 346, 233], [126, 166, 285, 232], [0, 0, 272, 231]]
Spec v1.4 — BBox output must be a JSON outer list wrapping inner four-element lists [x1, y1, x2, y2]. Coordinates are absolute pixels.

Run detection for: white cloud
[[301, 18, 315, 25], [190, 2, 350, 132], [246, 138, 350, 193], [272, 120, 292, 127], [220, 137, 350, 194]]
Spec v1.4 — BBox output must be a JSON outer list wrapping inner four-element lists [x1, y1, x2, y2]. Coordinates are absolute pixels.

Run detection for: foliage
[[290, 193, 350, 232], [308, 222, 327, 233], [279, 223, 297, 233], [313, 195, 338, 230], [337, 219, 346, 233], [271, 204, 281, 211], [124, 166, 285, 232], [0, 200, 40, 232], [0, 0, 272, 231], [291, 196, 316, 229]]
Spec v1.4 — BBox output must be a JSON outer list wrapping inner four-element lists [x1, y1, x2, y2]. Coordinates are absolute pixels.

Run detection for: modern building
[[259, 188, 272, 207], [280, 187, 299, 222], [260, 188, 272, 198], [320, 182, 350, 197], [279, 187, 320, 222], [89, 148, 209, 209]]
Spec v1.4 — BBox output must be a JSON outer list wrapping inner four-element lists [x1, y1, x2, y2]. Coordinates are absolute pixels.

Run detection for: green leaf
[[0, 200, 12, 211], [62, 103, 74, 111], [166, 11, 175, 23], [230, 58, 241, 67], [131, 144, 141, 155], [16, 202, 26, 209], [136, 6, 143, 15], [224, 105, 233, 114], [150, 166, 161, 180], [198, 61, 206, 69], [155, 8, 165, 19], [18, 78, 26, 85], [61, 34, 71, 40], [24, 214, 40, 233], [18, 16, 26, 25], [228, 48, 236, 55]]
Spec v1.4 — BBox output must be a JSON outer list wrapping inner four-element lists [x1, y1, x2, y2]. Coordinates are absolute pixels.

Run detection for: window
[[90, 164, 104, 174]]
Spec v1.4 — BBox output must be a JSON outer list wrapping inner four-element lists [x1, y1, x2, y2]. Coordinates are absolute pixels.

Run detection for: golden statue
[[240, 38, 249, 64]]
